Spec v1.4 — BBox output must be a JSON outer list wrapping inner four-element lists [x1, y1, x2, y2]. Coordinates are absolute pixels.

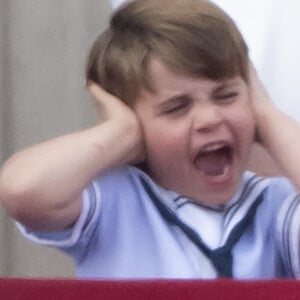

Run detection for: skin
[[249, 64, 300, 189], [0, 59, 299, 232], [134, 58, 255, 205]]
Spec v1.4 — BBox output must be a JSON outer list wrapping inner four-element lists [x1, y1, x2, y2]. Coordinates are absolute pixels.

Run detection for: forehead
[[148, 58, 190, 88], [140, 58, 245, 101], [145, 58, 206, 97]]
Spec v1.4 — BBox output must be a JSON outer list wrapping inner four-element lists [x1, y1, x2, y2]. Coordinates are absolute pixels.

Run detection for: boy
[[1, 0, 300, 279]]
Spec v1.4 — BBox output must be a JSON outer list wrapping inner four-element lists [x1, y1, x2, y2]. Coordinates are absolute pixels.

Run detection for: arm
[[250, 65, 300, 190], [0, 84, 144, 231]]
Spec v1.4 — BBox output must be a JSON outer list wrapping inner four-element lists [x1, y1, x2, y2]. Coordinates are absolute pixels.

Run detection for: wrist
[[91, 119, 144, 168]]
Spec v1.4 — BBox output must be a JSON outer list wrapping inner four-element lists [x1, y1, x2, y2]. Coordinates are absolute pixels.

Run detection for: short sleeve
[[276, 192, 300, 278], [16, 180, 102, 260]]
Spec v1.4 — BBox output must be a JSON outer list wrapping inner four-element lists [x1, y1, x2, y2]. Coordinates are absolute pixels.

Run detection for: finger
[[248, 60, 258, 81], [87, 82, 116, 104], [86, 81, 131, 121]]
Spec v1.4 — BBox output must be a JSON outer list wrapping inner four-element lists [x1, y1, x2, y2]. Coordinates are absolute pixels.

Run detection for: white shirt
[[18, 166, 300, 279]]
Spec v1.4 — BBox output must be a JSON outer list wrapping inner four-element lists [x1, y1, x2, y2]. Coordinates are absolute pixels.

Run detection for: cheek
[[145, 127, 178, 153], [142, 121, 187, 162]]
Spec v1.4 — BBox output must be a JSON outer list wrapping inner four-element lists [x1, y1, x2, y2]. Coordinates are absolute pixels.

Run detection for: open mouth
[[194, 142, 233, 177]]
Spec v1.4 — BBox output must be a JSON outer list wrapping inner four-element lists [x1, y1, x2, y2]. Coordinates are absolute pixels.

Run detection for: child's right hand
[[0, 83, 145, 231], [87, 82, 145, 166]]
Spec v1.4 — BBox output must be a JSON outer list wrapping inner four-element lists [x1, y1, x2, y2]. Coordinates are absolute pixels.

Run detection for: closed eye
[[160, 96, 191, 115], [212, 78, 243, 103], [214, 91, 238, 102], [163, 103, 189, 114]]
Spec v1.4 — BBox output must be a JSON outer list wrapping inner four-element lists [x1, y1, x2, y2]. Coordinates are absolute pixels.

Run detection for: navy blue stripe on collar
[[139, 175, 267, 278]]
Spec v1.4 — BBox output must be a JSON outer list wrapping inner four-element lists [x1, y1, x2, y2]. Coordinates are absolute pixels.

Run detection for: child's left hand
[[248, 62, 300, 189], [248, 62, 277, 147]]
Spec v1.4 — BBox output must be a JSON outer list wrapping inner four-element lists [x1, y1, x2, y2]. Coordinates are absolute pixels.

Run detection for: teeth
[[200, 143, 227, 153]]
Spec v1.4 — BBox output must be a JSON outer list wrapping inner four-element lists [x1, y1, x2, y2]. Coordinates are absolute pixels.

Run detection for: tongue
[[195, 149, 229, 176]]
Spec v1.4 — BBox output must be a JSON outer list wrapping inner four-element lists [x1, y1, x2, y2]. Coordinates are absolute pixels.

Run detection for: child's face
[[133, 58, 255, 205]]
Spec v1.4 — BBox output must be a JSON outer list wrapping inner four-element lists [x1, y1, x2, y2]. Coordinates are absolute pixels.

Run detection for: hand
[[248, 63, 300, 188], [87, 82, 146, 165], [248, 62, 277, 145], [248, 63, 274, 111]]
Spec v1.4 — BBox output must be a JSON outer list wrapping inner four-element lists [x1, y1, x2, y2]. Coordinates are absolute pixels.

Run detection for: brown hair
[[86, 0, 248, 105]]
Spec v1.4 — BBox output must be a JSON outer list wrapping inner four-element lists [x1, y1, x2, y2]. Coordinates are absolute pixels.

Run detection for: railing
[[0, 278, 300, 300]]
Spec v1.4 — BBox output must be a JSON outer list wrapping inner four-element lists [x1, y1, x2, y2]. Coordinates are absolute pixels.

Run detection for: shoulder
[[86, 165, 161, 207], [242, 171, 297, 211], [235, 171, 296, 210], [243, 170, 295, 195], [91, 165, 148, 191], [263, 174, 296, 201]]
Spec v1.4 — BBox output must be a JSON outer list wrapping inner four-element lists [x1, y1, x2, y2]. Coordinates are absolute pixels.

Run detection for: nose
[[192, 102, 224, 133]]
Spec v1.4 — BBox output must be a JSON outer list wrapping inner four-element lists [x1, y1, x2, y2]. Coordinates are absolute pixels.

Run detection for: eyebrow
[[213, 80, 242, 93], [158, 94, 190, 107]]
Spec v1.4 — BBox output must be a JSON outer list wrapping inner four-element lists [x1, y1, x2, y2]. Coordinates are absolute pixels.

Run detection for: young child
[[1, 0, 300, 279]]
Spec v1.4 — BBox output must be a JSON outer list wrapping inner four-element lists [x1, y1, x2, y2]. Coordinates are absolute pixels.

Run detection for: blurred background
[[0, 0, 299, 277], [0, 0, 111, 277]]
